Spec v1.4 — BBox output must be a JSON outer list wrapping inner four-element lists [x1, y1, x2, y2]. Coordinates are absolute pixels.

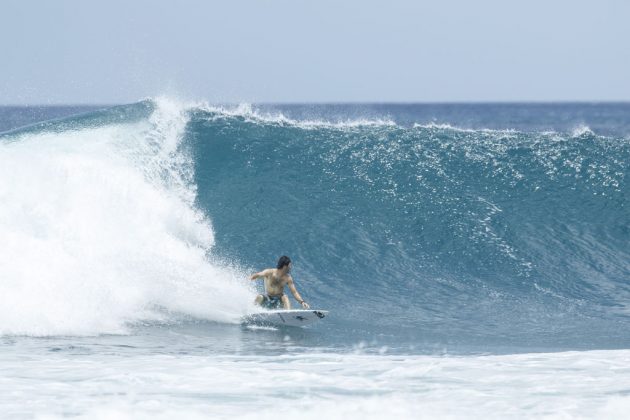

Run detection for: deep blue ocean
[[1, 100, 629, 418]]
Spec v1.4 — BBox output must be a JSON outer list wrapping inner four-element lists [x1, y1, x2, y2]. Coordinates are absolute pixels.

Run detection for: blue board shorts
[[261, 294, 284, 309]]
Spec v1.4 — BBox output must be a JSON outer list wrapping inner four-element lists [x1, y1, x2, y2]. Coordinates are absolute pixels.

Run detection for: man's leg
[[281, 295, 291, 310], [254, 294, 264, 306]]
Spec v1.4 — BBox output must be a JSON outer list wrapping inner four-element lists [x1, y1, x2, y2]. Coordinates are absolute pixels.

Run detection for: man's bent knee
[[281, 295, 291, 310]]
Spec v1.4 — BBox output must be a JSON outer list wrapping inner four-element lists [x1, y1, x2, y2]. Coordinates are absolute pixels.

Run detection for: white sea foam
[[571, 124, 595, 137], [198, 102, 397, 129], [6, 349, 630, 419], [412, 121, 518, 135], [0, 98, 254, 336]]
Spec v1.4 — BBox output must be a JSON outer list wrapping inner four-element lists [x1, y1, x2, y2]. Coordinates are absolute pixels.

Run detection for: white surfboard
[[243, 309, 328, 327]]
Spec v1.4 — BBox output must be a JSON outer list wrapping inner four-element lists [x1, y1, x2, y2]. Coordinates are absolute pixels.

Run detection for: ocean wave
[[1, 98, 629, 345]]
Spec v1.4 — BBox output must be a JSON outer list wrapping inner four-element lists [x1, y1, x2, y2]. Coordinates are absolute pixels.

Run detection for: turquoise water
[[1, 99, 629, 418]]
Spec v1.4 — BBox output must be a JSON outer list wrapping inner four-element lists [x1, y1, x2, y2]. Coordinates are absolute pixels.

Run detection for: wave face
[[188, 103, 630, 349], [1, 100, 629, 349]]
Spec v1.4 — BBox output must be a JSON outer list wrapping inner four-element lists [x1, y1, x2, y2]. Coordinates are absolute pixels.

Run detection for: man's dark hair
[[277, 255, 291, 269]]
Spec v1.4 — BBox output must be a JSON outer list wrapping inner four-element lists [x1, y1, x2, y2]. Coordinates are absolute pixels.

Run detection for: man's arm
[[250, 268, 271, 281], [287, 277, 310, 309]]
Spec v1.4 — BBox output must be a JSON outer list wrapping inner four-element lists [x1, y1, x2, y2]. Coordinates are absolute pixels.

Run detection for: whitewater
[[0, 99, 629, 419]]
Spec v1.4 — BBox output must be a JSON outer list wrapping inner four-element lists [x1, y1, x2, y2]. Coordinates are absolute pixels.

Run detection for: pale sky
[[1, 0, 629, 104]]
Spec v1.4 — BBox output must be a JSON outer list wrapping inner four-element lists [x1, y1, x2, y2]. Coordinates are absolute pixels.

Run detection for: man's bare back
[[250, 256, 310, 310]]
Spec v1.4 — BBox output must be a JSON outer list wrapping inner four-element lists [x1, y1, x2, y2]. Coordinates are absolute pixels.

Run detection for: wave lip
[[196, 102, 397, 129]]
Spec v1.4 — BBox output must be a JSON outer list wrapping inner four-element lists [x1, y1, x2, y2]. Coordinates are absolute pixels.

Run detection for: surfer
[[250, 256, 310, 310]]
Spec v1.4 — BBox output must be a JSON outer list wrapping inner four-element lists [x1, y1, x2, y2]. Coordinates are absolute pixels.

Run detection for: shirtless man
[[250, 256, 310, 310]]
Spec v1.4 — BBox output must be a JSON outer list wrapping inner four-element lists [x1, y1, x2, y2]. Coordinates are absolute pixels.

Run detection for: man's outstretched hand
[[301, 301, 310, 309]]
